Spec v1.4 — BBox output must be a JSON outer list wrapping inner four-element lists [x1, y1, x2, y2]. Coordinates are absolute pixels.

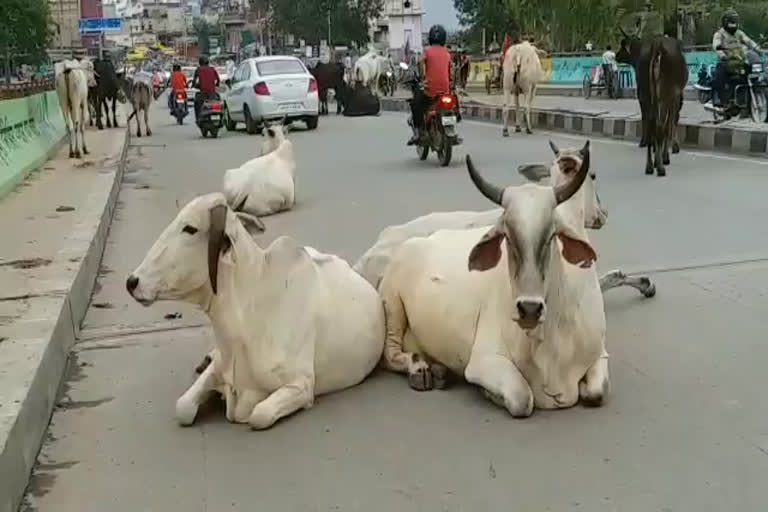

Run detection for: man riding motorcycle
[[169, 63, 187, 109], [711, 9, 762, 108], [407, 24, 451, 146], [191, 56, 221, 120]]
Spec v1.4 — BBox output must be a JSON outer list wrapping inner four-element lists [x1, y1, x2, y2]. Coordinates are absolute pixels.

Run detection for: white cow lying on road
[[126, 193, 385, 429], [354, 141, 655, 298], [222, 123, 296, 216], [379, 144, 609, 416], [55, 59, 91, 158]]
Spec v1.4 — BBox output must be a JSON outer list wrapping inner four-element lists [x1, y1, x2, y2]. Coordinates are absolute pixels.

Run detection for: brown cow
[[617, 32, 687, 177]]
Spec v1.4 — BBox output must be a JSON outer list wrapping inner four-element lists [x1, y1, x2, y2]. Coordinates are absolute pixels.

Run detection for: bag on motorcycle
[[343, 85, 381, 117]]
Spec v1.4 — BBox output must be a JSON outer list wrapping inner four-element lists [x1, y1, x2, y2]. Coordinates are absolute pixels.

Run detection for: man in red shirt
[[192, 56, 220, 119], [408, 24, 451, 146]]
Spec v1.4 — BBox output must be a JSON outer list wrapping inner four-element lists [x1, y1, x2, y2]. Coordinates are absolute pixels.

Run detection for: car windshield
[[256, 59, 305, 76]]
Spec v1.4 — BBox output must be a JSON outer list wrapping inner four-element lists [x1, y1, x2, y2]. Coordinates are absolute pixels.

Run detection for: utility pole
[[327, 9, 331, 47], [59, 0, 65, 49], [182, 0, 188, 60]]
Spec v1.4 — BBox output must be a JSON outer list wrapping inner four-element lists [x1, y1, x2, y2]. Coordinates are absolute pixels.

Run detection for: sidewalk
[[0, 127, 128, 512]]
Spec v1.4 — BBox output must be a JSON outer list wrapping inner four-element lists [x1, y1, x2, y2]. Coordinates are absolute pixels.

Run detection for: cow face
[[518, 141, 607, 229], [127, 194, 265, 306], [616, 36, 642, 68], [466, 144, 596, 331]]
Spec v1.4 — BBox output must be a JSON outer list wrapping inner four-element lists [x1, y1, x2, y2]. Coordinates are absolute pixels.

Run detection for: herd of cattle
[[54, 57, 154, 158], [505, 33, 688, 177], [124, 115, 657, 428]]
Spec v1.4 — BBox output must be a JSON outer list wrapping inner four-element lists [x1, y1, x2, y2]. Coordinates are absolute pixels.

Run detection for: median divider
[[380, 97, 768, 156]]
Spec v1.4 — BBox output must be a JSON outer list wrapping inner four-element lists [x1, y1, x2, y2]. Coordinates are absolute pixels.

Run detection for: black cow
[[343, 82, 381, 117], [92, 58, 124, 130], [311, 61, 347, 115], [617, 33, 687, 177]]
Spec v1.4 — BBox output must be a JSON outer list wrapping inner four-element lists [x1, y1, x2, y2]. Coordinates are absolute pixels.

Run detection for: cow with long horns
[[378, 142, 608, 416]]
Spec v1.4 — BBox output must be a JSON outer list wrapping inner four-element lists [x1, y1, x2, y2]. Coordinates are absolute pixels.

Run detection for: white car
[[223, 56, 319, 133]]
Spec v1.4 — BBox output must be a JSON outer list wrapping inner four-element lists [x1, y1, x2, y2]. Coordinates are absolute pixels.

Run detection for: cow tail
[[64, 69, 73, 115]]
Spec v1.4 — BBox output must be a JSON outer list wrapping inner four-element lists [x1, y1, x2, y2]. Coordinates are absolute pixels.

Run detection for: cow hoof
[[136, 132, 142, 138], [502, 128, 509, 137], [672, 142, 680, 154], [515, 126, 522, 133], [580, 379, 609, 408], [408, 365, 433, 391], [656, 168, 666, 177], [175, 397, 199, 426], [640, 278, 657, 298], [430, 363, 451, 390], [639, 141, 647, 148], [645, 166, 654, 175], [147, 129, 152, 136], [97, 124, 104, 131], [69, 150, 75, 158], [248, 408, 277, 430], [662, 154, 670, 166], [83, 148, 89, 155], [526, 128, 533, 135], [73, 151, 81, 159], [195, 354, 213, 374]]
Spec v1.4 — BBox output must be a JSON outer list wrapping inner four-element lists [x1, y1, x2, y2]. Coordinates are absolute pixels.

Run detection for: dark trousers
[[410, 91, 436, 131], [194, 91, 218, 119], [712, 62, 730, 107]]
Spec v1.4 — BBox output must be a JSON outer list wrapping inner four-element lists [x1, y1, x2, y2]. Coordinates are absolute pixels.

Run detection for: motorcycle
[[693, 64, 715, 104], [702, 49, 768, 123], [379, 70, 395, 96], [170, 90, 188, 125], [196, 93, 224, 138], [402, 63, 462, 167]]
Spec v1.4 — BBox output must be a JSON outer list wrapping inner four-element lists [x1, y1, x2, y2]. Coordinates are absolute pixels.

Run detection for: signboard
[[78, 17, 122, 33]]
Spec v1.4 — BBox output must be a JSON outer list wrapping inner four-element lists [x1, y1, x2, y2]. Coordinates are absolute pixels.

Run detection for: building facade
[[50, 0, 83, 48], [372, 0, 424, 56]]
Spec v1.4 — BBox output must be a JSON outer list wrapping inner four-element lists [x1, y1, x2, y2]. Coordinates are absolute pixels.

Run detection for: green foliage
[[269, 0, 383, 46], [0, 0, 52, 63]]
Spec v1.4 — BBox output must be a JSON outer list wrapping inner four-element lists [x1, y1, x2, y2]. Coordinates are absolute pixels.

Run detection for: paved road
[[22, 102, 768, 512]]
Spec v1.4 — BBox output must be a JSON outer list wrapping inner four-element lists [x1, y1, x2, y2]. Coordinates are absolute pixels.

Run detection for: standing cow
[[126, 72, 153, 137], [502, 41, 544, 136], [311, 61, 346, 115], [93, 58, 123, 129], [617, 31, 687, 177], [354, 51, 391, 96], [55, 60, 90, 159]]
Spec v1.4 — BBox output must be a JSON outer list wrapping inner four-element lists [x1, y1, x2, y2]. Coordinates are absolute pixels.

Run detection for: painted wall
[[0, 92, 67, 200], [469, 51, 720, 88]]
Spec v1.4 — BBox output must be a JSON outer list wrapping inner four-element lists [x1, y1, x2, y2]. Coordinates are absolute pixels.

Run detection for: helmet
[[199, 55, 209, 66], [722, 9, 739, 31], [428, 24, 447, 46]]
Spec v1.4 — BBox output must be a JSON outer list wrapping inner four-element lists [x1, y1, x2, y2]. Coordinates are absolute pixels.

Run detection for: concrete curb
[[380, 98, 768, 157], [0, 128, 130, 512]]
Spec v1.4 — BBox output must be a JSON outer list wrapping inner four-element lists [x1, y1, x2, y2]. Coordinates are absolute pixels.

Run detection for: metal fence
[[0, 78, 56, 100]]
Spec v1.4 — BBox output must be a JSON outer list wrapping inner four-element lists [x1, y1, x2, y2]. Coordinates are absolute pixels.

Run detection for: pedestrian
[[601, 45, 618, 97]]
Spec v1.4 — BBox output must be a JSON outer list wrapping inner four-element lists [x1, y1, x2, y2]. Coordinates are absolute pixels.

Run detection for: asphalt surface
[[22, 99, 768, 512]]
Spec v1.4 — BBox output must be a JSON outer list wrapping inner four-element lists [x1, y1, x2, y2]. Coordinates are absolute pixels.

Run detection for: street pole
[[327, 9, 331, 48], [59, 0, 65, 49]]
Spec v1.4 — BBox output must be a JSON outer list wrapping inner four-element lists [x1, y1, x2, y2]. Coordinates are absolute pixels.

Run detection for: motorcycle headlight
[[752, 63, 763, 73]]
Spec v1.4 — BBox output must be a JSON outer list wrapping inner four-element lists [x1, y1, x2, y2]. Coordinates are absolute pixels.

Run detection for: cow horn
[[466, 155, 504, 206], [553, 143, 590, 205], [548, 140, 560, 156], [207, 204, 228, 295], [618, 26, 629, 39]]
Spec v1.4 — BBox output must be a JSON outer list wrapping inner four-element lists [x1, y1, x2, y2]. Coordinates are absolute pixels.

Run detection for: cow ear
[[207, 205, 231, 295], [235, 212, 265, 236], [468, 224, 505, 272], [518, 164, 551, 183], [556, 226, 597, 269]]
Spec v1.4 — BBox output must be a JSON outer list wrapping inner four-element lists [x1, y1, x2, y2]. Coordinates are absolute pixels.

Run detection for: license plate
[[442, 116, 457, 126], [280, 103, 303, 111], [210, 114, 220, 120]]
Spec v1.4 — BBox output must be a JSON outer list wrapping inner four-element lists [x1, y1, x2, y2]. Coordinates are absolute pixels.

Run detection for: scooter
[[170, 90, 188, 125], [196, 93, 224, 138], [703, 49, 768, 123], [402, 63, 462, 167]]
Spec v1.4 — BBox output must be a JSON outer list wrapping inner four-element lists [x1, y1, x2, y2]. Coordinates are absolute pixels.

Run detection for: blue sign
[[78, 17, 122, 33]]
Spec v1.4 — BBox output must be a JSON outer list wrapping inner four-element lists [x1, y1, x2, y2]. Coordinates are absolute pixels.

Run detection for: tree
[[268, 0, 383, 47], [0, 0, 52, 64]]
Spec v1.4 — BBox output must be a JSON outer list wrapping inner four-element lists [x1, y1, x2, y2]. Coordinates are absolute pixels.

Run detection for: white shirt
[[602, 50, 617, 71]]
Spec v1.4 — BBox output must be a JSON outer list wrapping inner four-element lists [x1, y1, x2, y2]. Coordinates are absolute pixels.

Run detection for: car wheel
[[244, 105, 259, 135], [306, 115, 319, 130], [224, 104, 237, 131]]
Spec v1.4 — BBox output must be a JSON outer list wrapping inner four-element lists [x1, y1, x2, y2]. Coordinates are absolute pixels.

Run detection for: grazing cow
[[379, 144, 610, 415], [126, 193, 385, 429], [127, 73, 153, 137], [92, 58, 123, 129], [222, 122, 296, 216], [311, 61, 346, 115], [502, 41, 544, 136], [55, 60, 90, 159], [354, 141, 654, 298], [617, 32, 687, 177]]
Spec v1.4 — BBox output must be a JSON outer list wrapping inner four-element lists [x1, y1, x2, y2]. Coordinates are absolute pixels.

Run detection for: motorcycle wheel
[[176, 116, 183, 125], [417, 144, 429, 161], [750, 88, 767, 124], [698, 89, 710, 104], [437, 137, 452, 167], [210, 128, 220, 139], [201, 128, 209, 138]]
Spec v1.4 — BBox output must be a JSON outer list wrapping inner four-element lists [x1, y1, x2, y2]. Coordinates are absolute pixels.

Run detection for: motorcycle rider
[[191, 55, 220, 120], [170, 64, 187, 108], [711, 8, 761, 108], [407, 24, 451, 146]]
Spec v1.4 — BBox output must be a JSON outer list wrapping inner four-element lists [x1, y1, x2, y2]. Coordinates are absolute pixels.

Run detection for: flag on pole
[[403, 37, 411, 64]]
